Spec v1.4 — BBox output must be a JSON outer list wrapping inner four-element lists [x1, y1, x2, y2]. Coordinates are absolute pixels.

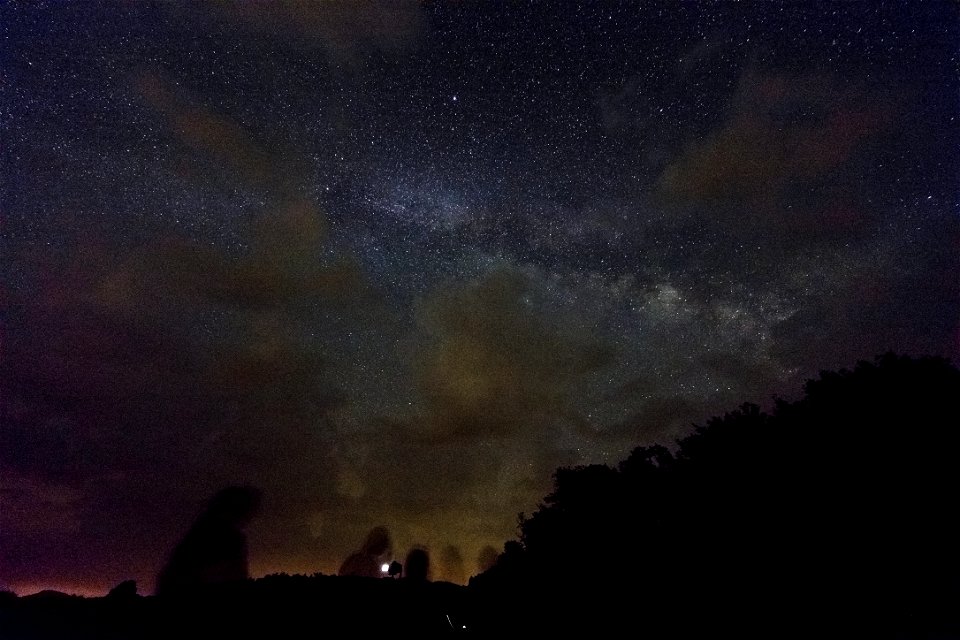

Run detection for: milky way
[[2, 1, 958, 595]]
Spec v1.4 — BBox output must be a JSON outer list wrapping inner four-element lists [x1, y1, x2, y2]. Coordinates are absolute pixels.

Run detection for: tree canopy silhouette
[[471, 353, 960, 636]]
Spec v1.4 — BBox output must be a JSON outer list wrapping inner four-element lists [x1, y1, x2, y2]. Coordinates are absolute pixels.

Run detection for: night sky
[[2, 1, 958, 596]]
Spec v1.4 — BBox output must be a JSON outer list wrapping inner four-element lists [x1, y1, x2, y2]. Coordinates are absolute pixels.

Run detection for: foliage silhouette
[[471, 353, 960, 636]]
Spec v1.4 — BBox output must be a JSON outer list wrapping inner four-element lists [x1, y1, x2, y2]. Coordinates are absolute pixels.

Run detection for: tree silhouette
[[472, 353, 960, 636]]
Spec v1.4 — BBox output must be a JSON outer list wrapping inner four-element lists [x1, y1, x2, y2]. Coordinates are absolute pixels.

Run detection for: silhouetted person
[[476, 545, 499, 575], [156, 486, 261, 597], [106, 579, 137, 601], [404, 547, 430, 582], [437, 545, 464, 584], [338, 526, 392, 578]]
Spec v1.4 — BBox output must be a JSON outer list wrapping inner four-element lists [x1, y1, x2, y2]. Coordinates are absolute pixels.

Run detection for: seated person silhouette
[[338, 526, 392, 578], [155, 486, 261, 597], [404, 547, 430, 582]]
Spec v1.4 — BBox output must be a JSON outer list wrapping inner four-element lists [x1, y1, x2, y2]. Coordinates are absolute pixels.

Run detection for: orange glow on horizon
[[5, 582, 106, 599]]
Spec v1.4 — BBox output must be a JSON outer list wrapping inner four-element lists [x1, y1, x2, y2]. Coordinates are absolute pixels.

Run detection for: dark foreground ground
[[4, 573, 960, 639], [0, 576, 473, 639]]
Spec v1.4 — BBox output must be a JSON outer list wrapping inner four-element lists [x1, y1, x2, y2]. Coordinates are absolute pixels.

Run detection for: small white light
[[381, 563, 390, 573]]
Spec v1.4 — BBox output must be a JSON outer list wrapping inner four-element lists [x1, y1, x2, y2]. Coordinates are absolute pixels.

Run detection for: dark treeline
[[2, 353, 958, 637], [471, 352, 960, 636]]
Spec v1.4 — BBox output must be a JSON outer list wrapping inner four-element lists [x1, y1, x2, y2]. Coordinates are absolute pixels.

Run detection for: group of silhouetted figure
[[155, 489, 433, 600], [335, 525, 431, 582]]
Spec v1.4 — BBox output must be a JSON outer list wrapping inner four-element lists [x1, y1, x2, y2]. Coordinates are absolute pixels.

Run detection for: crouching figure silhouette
[[156, 486, 261, 597]]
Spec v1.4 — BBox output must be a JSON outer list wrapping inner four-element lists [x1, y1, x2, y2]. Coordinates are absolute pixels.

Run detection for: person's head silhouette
[[404, 547, 430, 582]]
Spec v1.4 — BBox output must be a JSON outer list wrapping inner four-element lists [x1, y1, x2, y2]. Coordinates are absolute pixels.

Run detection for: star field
[[2, 1, 958, 595]]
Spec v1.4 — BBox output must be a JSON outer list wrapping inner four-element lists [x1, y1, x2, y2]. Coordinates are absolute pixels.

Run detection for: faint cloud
[[0, 474, 84, 535], [409, 267, 613, 441], [658, 69, 895, 222], [210, 0, 425, 61]]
